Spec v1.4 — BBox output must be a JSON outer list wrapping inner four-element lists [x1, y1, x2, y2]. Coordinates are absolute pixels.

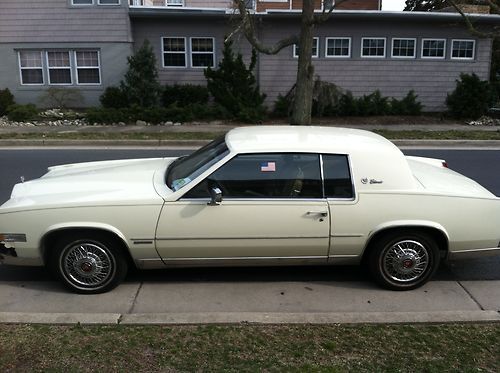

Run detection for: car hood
[[1, 158, 175, 211]]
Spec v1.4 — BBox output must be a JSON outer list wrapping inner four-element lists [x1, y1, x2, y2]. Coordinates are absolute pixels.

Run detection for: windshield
[[166, 136, 229, 191]]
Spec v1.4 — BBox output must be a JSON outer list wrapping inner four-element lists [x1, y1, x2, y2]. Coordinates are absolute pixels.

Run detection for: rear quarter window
[[323, 154, 354, 199]]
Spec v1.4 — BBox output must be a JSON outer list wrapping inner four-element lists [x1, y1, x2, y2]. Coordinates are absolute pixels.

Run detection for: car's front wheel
[[368, 231, 440, 290], [49, 234, 128, 294]]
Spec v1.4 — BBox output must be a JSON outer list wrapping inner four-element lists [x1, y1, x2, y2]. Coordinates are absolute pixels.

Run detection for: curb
[[0, 139, 500, 148], [0, 311, 499, 325]]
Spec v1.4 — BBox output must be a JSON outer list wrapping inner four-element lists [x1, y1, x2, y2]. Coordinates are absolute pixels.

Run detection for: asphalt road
[[0, 148, 499, 285]]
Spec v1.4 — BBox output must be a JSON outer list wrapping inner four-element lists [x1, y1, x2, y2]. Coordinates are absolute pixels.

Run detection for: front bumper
[[0, 242, 43, 266]]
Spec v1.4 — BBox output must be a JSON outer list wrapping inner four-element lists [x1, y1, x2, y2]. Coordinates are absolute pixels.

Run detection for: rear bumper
[[447, 247, 500, 261]]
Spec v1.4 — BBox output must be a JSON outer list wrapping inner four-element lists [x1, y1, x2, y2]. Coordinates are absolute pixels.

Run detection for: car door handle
[[307, 211, 328, 217]]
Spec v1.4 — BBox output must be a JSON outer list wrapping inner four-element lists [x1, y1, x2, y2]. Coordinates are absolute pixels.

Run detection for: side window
[[322, 154, 353, 199], [185, 153, 322, 199]]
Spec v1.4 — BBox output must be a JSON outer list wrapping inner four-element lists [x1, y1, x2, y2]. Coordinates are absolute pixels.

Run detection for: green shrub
[[100, 86, 129, 109], [0, 88, 15, 116], [446, 73, 495, 119], [205, 40, 266, 123], [162, 84, 209, 107], [6, 104, 38, 122], [391, 90, 422, 115], [337, 92, 359, 116], [273, 94, 291, 117]]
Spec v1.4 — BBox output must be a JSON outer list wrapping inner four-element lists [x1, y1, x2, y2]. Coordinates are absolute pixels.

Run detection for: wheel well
[[361, 226, 449, 265], [41, 228, 136, 269]]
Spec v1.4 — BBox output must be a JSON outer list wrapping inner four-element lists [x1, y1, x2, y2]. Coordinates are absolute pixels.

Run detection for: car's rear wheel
[[49, 234, 127, 294], [368, 231, 440, 290]]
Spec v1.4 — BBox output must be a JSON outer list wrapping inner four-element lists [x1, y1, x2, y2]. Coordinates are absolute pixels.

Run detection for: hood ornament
[[20, 176, 25, 183]]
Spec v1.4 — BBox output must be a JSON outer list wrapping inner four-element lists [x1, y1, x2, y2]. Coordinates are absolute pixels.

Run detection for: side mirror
[[207, 187, 222, 206]]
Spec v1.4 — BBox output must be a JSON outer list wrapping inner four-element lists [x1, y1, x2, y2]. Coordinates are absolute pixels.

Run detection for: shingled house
[[0, 0, 499, 111]]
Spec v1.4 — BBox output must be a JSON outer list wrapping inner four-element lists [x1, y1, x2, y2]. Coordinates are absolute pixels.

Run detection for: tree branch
[[231, 0, 299, 54], [446, 0, 497, 38]]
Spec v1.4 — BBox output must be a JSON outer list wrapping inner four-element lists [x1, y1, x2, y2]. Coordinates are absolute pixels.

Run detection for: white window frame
[[325, 37, 351, 58], [391, 38, 416, 59], [72, 0, 94, 5], [421, 38, 446, 60], [75, 50, 102, 85], [162, 37, 187, 68], [166, 0, 184, 6], [18, 51, 44, 86], [46, 51, 73, 86], [97, 0, 121, 5], [190, 37, 216, 69], [361, 37, 386, 58], [451, 39, 475, 60], [293, 37, 319, 58]]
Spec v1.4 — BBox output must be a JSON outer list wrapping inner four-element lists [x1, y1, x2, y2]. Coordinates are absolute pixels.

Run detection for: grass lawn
[[0, 323, 498, 371]]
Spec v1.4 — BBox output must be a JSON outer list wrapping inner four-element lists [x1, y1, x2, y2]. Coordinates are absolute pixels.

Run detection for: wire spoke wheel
[[60, 241, 116, 291], [382, 240, 429, 282]]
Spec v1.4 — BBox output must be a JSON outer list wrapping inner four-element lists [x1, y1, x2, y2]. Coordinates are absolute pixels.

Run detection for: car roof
[[225, 126, 398, 155]]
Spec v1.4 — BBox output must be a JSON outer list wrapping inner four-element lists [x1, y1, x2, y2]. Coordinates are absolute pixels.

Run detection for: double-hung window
[[162, 37, 187, 67], [19, 51, 44, 85], [190, 38, 215, 68], [325, 37, 351, 58], [75, 51, 101, 84], [293, 37, 319, 58], [46, 51, 72, 85], [421, 39, 446, 59], [166, 0, 184, 6], [361, 38, 386, 58], [391, 38, 416, 58], [451, 39, 475, 60], [72, 0, 93, 5], [98, 0, 120, 4]]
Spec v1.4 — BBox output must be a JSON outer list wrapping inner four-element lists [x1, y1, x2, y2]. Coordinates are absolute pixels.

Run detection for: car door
[[155, 153, 331, 265]]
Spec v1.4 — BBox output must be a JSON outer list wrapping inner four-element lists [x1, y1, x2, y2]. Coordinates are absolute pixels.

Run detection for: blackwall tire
[[368, 232, 440, 291]]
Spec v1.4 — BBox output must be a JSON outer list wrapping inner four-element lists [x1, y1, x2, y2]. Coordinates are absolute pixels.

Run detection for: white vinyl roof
[[225, 125, 398, 155]]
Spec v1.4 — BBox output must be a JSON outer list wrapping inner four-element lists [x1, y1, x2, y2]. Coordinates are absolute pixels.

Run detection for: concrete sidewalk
[[0, 279, 498, 325]]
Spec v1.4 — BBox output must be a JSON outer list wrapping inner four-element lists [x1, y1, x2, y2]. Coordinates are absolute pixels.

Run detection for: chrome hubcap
[[62, 243, 114, 288], [382, 240, 429, 282]]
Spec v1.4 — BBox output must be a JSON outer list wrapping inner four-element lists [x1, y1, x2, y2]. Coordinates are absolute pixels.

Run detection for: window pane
[[76, 51, 99, 67], [49, 69, 72, 84], [20, 51, 42, 68], [77, 69, 100, 84], [294, 38, 318, 57], [192, 54, 214, 67], [326, 38, 350, 57], [191, 38, 214, 52], [164, 38, 185, 52], [422, 40, 445, 58], [47, 51, 70, 67], [187, 153, 322, 199], [73, 0, 93, 4], [323, 154, 353, 199], [392, 39, 415, 57], [452, 40, 474, 59], [21, 69, 43, 84], [164, 53, 185, 67], [362, 39, 385, 57], [99, 0, 120, 4]]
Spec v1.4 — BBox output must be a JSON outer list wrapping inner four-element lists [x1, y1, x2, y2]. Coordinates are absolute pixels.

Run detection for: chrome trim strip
[[328, 254, 359, 258], [0, 233, 27, 243], [132, 241, 154, 245], [331, 234, 364, 238], [178, 198, 327, 202], [156, 236, 329, 241], [448, 247, 500, 260], [162, 255, 327, 261], [319, 154, 326, 198]]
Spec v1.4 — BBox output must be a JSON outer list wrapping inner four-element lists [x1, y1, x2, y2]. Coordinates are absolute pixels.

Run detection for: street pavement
[[0, 126, 499, 325]]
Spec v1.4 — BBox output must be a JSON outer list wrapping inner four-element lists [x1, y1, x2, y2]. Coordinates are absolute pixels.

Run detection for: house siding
[[0, 0, 132, 43], [257, 18, 492, 111], [0, 0, 133, 106]]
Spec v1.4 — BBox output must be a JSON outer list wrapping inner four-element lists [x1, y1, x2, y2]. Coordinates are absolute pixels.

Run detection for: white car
[[1, 126, 499, 293]]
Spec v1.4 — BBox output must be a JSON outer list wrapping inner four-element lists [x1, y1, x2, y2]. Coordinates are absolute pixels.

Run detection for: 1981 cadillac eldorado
[[1, 126, 499, 293]]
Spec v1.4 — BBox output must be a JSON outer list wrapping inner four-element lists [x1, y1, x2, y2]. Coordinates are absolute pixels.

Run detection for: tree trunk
[[291, 0, 315, 125]]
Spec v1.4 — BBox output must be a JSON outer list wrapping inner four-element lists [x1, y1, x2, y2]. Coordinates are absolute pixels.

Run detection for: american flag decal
[[260, 161, 276, 172]]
